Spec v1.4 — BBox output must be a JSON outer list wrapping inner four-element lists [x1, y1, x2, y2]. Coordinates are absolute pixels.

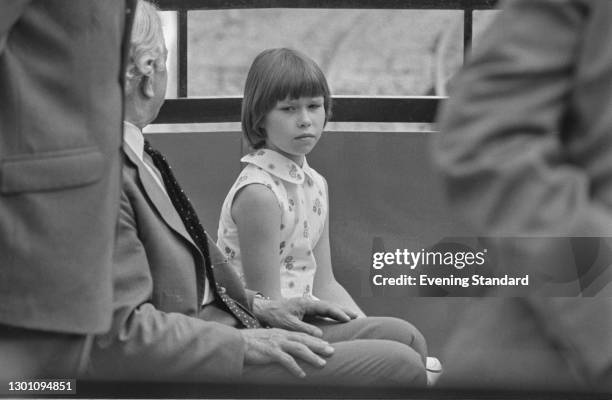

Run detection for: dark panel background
[[147, 131, 244, 233]]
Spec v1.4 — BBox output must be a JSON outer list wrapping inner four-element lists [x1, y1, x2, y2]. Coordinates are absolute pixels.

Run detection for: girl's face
[[261, 95, 325, 166]]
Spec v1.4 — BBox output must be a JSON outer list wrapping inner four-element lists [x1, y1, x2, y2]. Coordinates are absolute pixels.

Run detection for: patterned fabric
[[218, 149, 328, 298], [144, 141, 261, 329]]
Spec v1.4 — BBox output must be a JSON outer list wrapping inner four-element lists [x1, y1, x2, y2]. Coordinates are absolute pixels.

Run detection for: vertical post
[[178, 9, 188, 98], [463, 6, 473, 58]]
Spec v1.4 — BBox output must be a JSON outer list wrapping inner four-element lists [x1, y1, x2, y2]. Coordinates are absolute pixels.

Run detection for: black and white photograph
[[1, 0, 611, 398]]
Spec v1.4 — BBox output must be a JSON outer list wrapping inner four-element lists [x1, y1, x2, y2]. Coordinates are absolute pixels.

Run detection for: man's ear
[[141, 74, 155, 99]]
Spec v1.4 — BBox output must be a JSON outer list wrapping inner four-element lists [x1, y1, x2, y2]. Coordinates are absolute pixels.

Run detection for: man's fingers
[[309, 301, 353, 322], [281, 340, 327, 369], [342, 307, 359, 320], [273, 348, 307, 378], [287, 331, 334, 357], [286, 316, 324, 337]]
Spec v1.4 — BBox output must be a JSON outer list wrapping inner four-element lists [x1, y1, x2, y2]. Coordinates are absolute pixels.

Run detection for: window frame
[[154, 0, 498, 124]]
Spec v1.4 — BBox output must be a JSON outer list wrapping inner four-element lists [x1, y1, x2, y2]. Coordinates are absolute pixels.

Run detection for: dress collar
[[240, 149, 314, 184], [123, 121, 144, 161]]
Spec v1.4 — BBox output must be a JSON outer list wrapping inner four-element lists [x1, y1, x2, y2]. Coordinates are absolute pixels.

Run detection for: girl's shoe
[[426, 357, 443, 387]]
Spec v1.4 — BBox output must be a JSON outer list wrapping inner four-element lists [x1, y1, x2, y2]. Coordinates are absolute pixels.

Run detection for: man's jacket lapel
[[123, 143, 250, 309], [123, 143, 198, 249]]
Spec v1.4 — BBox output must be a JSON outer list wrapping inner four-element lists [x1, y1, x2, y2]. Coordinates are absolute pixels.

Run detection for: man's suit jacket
[[0, 1, 131, 334], [434, 0, 612, 390], [88, 143, 254, 381]]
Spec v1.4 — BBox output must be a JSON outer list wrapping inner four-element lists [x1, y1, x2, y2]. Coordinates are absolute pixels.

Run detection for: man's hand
[[240, 328, 334, 378], [252, 297, 358, 337]]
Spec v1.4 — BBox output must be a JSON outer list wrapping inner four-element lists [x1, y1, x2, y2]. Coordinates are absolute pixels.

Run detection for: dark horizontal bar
[[75, 381, 610, 399], [158, 0, 497, 10], [332, 96, 440, 123], [154, 96, 442, 124], [156, 97, 241, 124]]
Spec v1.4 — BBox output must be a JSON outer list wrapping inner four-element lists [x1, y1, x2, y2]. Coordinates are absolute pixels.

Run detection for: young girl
[[217, 47, 366, 315], [217, 48, 441, 385]]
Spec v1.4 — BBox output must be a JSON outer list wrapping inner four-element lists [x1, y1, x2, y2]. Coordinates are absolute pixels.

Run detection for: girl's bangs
[[272, 61, 327, 101]]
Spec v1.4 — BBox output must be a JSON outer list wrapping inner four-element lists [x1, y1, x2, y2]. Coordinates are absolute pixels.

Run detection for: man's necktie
[[143, 141, 261, 329]]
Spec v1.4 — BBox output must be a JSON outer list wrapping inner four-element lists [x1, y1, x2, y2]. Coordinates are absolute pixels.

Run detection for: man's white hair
[[126, 0, 166, 87]]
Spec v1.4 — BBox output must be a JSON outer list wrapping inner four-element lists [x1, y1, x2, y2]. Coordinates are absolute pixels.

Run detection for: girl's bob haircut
[[241, 48, 332, 150]]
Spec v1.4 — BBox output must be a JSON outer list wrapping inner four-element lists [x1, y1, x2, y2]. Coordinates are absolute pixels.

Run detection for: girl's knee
[[378, 341, 427, 386], [366, 317, 428, 357], [306, 340, 426, 387]]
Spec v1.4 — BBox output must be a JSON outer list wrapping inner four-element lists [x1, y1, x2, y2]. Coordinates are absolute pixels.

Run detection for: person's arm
[[231, 182, 360, 329], [231, 183, 283, 299], [434, 0, 612, 291], [434, 0, 608, 237], [434, 0, 612, 235], [312, 180, 365, 317], [434, 0, 612, 297], [0, 1, 29, 53]]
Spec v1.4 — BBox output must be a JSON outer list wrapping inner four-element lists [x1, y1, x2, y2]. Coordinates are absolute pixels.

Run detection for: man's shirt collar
[[123, 121, 145, 161]]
